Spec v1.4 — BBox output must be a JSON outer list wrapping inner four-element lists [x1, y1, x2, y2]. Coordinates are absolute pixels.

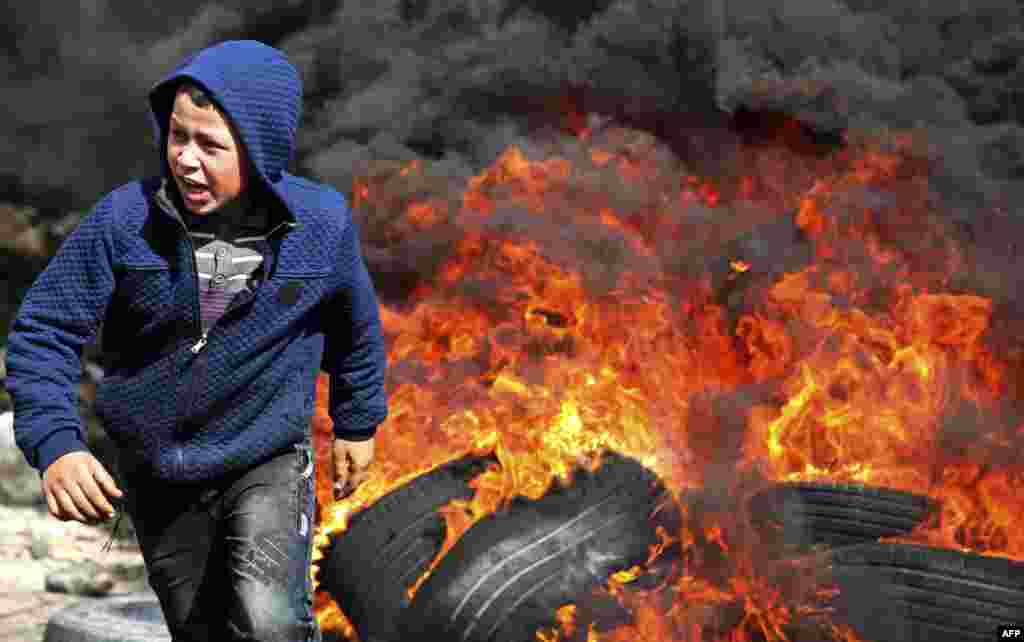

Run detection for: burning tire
[[748, 482, 937, 550], [318, 453, 497, 642], [826, 542, 1024, 642], [44, 592, 170, 642], [398, 450, 681, 642]]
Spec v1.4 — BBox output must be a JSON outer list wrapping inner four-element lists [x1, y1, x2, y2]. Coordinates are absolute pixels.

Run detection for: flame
[[308, 107, 1021, 641]]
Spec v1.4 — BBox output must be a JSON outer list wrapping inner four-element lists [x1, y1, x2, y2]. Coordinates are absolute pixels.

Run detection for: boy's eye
[[171, 130, 222, 150]]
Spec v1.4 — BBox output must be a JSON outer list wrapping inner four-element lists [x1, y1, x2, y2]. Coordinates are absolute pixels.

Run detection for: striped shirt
[[181, 199, 272, 333]]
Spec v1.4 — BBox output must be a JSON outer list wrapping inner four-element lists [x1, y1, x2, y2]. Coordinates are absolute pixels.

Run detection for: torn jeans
[[119, 442, 321, 642]]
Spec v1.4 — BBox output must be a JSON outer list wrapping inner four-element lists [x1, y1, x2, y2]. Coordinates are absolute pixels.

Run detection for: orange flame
[[309, 111, 1020, 641]]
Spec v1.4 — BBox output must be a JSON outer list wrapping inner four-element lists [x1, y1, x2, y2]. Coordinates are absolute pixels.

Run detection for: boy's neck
[[178, 188, 253, 229], [211, 190, 252, 220]]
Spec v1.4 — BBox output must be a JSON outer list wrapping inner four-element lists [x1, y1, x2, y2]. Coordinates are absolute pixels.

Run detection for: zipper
[[171, 211, 205, 462]]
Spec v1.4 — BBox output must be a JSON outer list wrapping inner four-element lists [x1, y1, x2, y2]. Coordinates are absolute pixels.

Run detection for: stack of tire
[[319, 460, 1024, 642], [319, 451, 683, 642], [747, 481, 1024, 642]]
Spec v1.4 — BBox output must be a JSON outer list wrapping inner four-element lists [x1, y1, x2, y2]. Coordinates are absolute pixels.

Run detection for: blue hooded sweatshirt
[[5, 40, 389, 483]]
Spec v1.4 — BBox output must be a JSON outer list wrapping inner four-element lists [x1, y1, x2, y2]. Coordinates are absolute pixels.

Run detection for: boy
[[5, 40, 389, 641]]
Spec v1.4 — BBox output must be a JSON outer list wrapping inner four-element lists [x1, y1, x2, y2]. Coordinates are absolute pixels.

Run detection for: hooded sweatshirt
[[5, 40, 389, 483]]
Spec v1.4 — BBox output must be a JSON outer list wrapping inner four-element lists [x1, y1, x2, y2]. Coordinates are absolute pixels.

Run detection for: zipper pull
[[191, 332, 209, 354]]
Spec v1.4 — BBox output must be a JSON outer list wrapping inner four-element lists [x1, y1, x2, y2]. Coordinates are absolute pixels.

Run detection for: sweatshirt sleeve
[[321, 208, 389, 441], [5, 196, 117, 473]]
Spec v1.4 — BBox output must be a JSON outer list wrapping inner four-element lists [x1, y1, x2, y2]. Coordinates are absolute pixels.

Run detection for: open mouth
[[180, 178, 209, 199]]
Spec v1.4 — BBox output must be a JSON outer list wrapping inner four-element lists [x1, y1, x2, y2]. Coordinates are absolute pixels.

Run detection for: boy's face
[[166, 87, 248, 215]]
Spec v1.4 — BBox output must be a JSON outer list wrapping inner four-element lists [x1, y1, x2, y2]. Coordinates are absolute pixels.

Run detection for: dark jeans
[[119, 443, 321, 642]]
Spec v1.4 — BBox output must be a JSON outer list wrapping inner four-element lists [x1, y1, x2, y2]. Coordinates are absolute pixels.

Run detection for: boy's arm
[[321, 209, 389, 450], [5, 196, 117, 474]]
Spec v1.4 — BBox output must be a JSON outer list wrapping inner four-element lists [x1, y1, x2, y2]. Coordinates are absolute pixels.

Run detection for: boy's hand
[[42, 451, 124, 524], [333, 437, 375, 500]]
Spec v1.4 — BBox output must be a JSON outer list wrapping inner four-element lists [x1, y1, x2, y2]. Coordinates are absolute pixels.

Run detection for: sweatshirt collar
[[153, 177, 284, 234]]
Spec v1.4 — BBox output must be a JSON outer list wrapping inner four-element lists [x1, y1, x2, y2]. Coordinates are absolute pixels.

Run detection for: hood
[[148, 40, 303, 193]]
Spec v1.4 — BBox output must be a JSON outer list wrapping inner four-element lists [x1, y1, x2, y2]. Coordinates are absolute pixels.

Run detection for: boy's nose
[[176, 144, 201, 167], [176, 157, 200, 174]]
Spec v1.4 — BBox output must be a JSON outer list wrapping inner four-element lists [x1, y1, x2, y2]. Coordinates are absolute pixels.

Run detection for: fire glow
[[306, 111, 1024, 641]]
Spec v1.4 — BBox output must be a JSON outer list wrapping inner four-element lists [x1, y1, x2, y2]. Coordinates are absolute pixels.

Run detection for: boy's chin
[[183, 195, 221, 215]]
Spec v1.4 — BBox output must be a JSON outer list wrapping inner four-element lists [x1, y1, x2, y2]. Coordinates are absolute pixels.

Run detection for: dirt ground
[[0, 504, 147, 642]]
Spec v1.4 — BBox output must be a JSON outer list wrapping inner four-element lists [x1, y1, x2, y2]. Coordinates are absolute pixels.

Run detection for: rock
[[0, 559, 52, 592], [0, 500, 146, 640], [108, 559, 148, 584], [30, 531, 52, 560], [0, 443, 43, 506], [45, 560, 116, 597], [0, 204, 49, 259]]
